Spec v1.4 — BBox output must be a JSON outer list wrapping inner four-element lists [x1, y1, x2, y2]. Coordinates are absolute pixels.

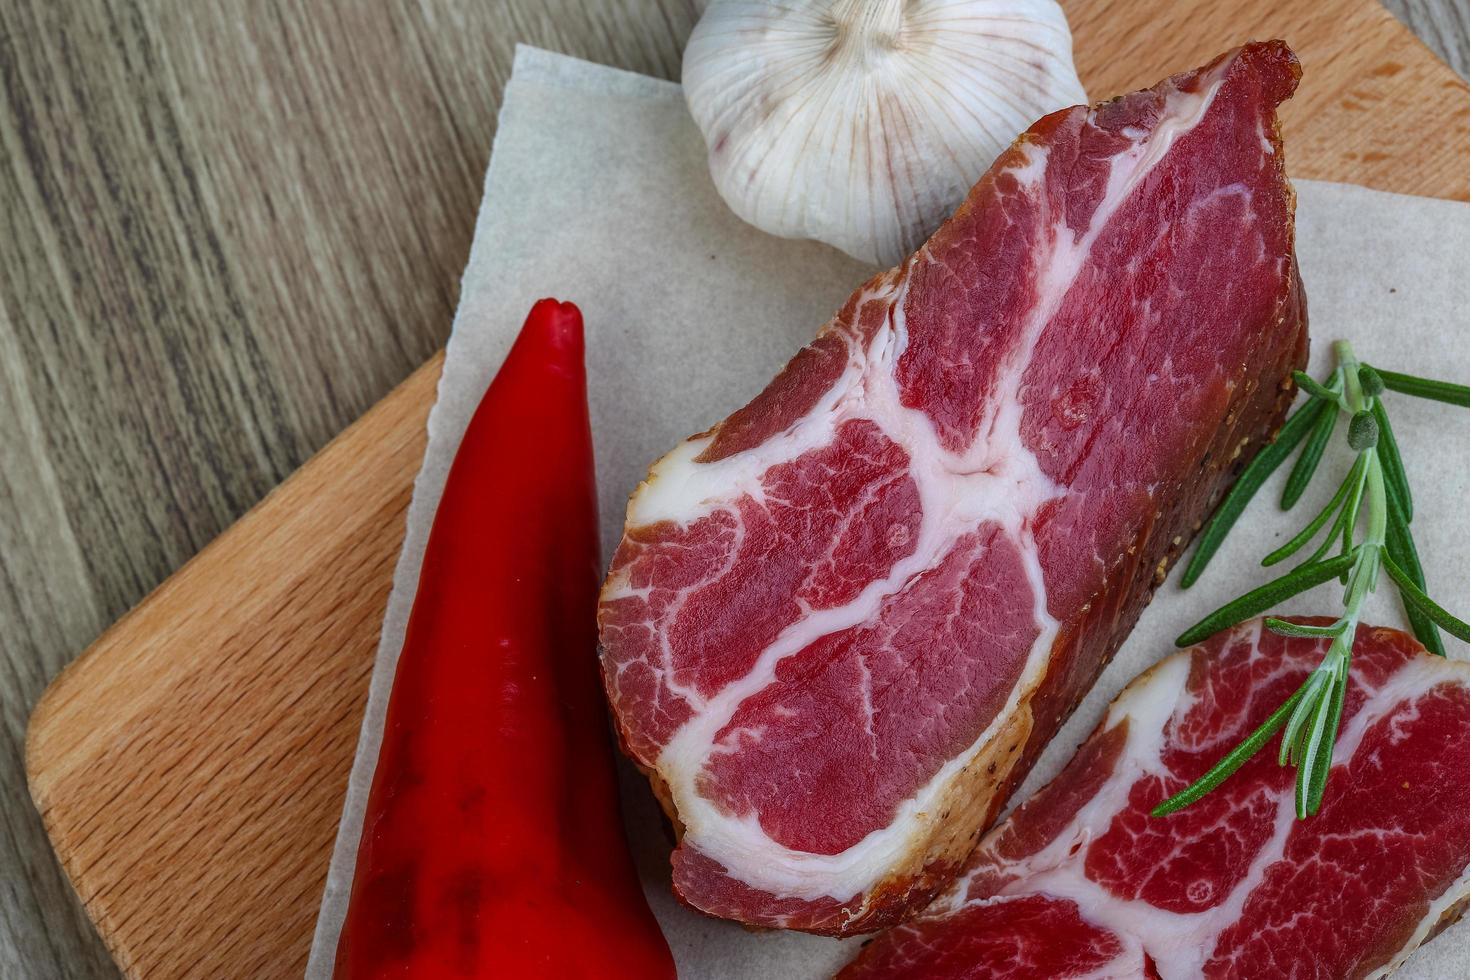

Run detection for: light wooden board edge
[[26, 353, 441, 978]]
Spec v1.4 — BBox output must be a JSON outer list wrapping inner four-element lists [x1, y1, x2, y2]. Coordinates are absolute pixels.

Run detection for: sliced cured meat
[[841, 620, 1470, 979], [599, 41, 1308, 934]]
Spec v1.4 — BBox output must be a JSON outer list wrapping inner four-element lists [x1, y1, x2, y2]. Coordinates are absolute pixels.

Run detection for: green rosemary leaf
[[1293, 371, 1342, 404], [1175, 552, 1357, 647], [1181, 398, 1324, 588], [1372, 400, 1412, 523], [1300, 454, 1369, 567], [1383, 554, 1470, 643], [1384, 480, 1444, 656], [1264, 474, 1354, 567], [1358, 365, 1386, 398], [1346, 411, 1378, 451], [1303, 666, 1350, 817], [1391, 573, 1443, 654], [1264, 617, 1344, 639], [1279, 669, 1330, 767], [1282, 399, 1338, 510], [1375, 367, 1470, 409], [1382, 472, 1413, 549], [1151, 677, 1310, 817], [1339, 452, 1371, 562], [1294, 673, 1340, 818]]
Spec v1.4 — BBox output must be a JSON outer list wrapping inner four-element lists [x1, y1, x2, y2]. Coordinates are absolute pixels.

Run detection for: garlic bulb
[[682, 0, 1087, 267]]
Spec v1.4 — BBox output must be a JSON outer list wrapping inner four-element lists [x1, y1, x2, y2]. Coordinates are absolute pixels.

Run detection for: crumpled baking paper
[[308, 45, 1470, 979]]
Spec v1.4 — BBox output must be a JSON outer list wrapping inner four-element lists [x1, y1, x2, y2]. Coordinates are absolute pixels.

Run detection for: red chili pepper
[[334, 300, 675, 979]]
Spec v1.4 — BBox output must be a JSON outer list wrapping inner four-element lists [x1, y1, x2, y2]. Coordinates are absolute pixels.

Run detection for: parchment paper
[[307, 45, 1470, 979]]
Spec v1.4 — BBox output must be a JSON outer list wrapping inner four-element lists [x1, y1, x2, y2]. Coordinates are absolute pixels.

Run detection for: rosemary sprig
[[1154, 341, 1470, 820]]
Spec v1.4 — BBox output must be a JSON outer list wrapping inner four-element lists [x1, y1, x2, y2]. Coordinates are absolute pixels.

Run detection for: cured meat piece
[[599, 41, 1307, 934], [840, 620, 1470, 979]]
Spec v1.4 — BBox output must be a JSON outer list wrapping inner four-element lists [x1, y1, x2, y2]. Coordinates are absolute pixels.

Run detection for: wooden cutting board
[[26, 3, 1470, 978]]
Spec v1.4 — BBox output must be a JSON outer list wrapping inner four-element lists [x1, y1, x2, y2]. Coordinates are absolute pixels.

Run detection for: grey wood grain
[[0, 3, 696, 976], [1386, 0, 1470, 76], [0, 1, 1461, 977]]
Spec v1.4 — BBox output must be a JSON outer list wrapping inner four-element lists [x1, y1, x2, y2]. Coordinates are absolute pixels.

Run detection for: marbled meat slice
[[599, 40, 1308, 934], [841, 620, 1470, 979]]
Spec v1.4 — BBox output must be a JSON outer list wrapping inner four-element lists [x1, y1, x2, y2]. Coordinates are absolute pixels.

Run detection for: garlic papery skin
[[682, 0, 1087, 267]]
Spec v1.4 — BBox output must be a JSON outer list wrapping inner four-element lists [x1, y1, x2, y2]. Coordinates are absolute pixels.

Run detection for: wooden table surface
[[0, 1, 1466, 977]]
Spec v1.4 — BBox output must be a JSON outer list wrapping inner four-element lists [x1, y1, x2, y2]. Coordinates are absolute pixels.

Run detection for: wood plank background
[[1, 1, 1466, 977]]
